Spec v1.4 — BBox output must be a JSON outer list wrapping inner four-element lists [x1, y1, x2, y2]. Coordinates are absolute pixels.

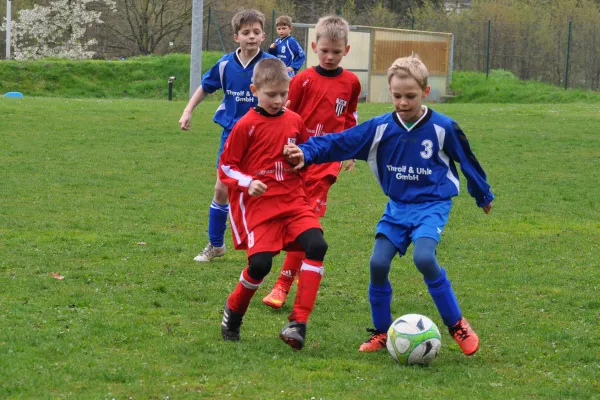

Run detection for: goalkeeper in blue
[[283, 54, 494, 356]]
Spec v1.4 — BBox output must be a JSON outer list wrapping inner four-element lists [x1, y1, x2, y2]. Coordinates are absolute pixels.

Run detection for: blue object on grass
[[3, 92, 24, 98]]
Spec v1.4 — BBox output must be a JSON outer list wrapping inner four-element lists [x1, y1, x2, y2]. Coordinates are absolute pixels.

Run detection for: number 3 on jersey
[[420, 140, 433, 159]]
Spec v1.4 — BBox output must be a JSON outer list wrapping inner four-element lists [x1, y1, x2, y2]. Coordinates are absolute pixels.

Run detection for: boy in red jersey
[[262, 15, 361, 309], [219, 58, 328, 351]]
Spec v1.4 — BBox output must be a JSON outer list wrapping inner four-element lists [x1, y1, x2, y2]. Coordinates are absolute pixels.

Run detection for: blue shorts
[[216, 128, 232, 169], [375, 199, 452, 256]]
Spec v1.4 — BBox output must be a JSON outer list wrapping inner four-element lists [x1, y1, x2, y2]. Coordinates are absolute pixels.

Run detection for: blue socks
[[208, 200, 229, 247], [425, 268, 462, 327], [369, 282, 393, 333]]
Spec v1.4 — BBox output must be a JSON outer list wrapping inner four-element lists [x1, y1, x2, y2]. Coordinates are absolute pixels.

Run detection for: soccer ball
[[386, 314, 442, 366]]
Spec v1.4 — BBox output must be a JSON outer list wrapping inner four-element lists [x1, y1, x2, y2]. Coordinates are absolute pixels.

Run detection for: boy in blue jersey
[[268, 16, 306, 77], [283, 55, 494, 356], [179, 9, 276, 262]]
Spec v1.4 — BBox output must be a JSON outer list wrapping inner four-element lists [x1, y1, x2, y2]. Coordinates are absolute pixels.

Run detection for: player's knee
[[213, 182, 228, 203], [248, 252, 273, 280], [370, 255, 391, 281], [413, 250, 439, 278], [304, 235, 328, 261]]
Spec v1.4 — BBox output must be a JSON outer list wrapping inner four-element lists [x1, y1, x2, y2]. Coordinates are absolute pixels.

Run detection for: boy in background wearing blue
[[283, 55, 494, 356], [179, 9, 275, 262], [268, 15, 306, 77]]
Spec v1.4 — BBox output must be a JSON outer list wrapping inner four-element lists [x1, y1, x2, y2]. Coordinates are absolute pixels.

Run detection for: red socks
[[227, 267, 263, 314], [275, 251, 304, 291], [290, 259, 324, 324]]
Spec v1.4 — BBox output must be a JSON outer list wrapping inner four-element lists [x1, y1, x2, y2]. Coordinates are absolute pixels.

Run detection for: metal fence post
[[211, 8, 226, 53], [206, 6, 211, 50], [411, 16, 415, 30], [272, 9, 276, 43], [565, 21, 572, 90], [6, 0, 12, 60], [486, 19, 491, 78]]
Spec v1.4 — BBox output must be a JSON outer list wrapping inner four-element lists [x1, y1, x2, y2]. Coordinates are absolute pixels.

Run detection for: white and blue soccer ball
[[386, 314, 442, 366]]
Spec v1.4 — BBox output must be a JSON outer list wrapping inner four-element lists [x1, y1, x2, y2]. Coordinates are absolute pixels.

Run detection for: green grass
[[5, 55, 600, 104], [450, 69, 600, 103], [0, 53, 223, 100], [1, 97, 599, 398]]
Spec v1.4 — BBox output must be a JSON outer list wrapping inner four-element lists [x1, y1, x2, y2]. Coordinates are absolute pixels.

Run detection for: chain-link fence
[[199, 9, 600, 91]]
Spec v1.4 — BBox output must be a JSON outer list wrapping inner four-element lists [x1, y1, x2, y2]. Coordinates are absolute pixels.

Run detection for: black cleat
[[279, 321, 307, 350], [221, 303, 243, 341]]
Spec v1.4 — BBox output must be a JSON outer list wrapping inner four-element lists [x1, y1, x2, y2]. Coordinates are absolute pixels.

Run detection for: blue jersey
[[201, 49, 276, 131], [268, 36, 306, 75], [300, 107, 495, 207]]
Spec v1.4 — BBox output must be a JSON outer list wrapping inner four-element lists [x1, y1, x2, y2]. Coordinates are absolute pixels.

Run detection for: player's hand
[[482, 201, 493, 214], [179, 111, 192, 130], [249, 180, 267, 196], [343, 159, 356, 172], [284, 99, 291, 109], [283, 144, 305, 171], [286, 66, 294, 72], [270, 43, 276, 48]]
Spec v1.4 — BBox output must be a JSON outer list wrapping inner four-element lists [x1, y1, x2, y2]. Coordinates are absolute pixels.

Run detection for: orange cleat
[[359, 328, 388, 352], [449, 317, 479, 356], [262, 285, 289, 309]]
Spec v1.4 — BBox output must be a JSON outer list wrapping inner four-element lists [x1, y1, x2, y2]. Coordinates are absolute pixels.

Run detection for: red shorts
[[246, 209, 322, 257], [305, 176, 336, 218]]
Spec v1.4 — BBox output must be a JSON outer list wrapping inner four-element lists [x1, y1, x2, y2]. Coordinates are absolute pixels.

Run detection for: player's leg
[[222, 252, 273, 341], [412, 200, 479, 355], [262, 250, 303, 309], [359, 234, 400, 352], [195, 132, 230, 262], [281, 225, 327, 350], [264, 178, 332, 307]]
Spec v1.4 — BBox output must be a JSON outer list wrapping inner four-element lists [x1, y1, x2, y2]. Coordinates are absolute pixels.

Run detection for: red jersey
[[287, 66, 361, 182], [218, 107, 312, 250]]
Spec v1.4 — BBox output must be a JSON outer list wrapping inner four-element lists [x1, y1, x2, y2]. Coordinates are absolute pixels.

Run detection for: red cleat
[[359, 328, 388, 352], [449, 317, 479, 356], [262, 285, 289, 309]]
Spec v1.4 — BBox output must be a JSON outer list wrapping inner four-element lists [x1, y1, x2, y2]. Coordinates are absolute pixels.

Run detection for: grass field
[[1, 97, 599, 399]]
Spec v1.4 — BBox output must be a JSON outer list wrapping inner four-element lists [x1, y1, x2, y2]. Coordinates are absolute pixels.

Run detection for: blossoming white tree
[[1, 0, 116, 60]]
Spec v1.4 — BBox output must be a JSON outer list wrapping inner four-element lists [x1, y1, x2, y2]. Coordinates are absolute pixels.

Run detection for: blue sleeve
[[201, 59, 224, 94], [289, 38, 306, 71], [444, 122, 495, 207], [300, 119, 377, 165], [268, 45, 278, 56]]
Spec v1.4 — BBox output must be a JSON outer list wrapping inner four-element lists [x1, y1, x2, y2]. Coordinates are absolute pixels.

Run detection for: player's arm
[[179, 61, 222, 130], [286, 72, 304, 112], [268, 42, 278, 54], [344, 79, 362, 129], [289, 38, 306, 72], [179, 86, 207, 130], [218, 123, 266, 196], [298, 119, 377, 166], [342, 79, 363, 171], [443, 122, 495, 210]]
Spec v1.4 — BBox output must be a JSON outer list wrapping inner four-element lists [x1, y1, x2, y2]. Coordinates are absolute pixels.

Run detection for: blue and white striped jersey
[[268, 36, 306, 76], [300, 107, 495, 207], [201, 49, 276, 131]]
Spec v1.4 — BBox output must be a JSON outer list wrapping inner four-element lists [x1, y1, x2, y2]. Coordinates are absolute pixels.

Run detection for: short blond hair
[[253, 58, 290, 88], [276, 15, 292, 28], [387, 54, 429, 89], [315, 15, 349, 45], [231, 9, 266, 33]]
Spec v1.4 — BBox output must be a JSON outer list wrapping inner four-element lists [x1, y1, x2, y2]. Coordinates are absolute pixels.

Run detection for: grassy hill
[[2, 54, 600, 102], [449, 69, 600, 103], [0, 53, 223, 101]]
